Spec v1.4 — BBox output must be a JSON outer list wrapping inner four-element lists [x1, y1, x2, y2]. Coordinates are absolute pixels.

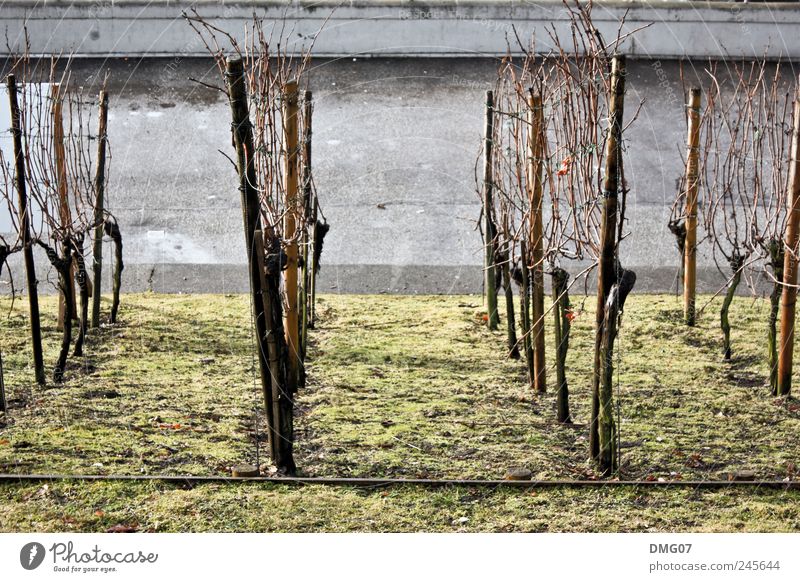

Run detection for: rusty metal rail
[[0, 474, 797, 489]]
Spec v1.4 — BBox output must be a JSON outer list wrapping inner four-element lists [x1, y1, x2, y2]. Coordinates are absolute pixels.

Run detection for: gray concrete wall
[[0, 2, 796, 295], [1, 55, 785, 295], [2, 1, 800, 59]]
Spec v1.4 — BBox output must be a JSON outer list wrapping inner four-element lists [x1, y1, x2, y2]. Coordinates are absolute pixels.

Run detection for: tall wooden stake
[[683, 88, 701, 326], [7, 75, 45, 386], [590, 55, 626, 467], [309, 198, 319, 328], [527, 89, 546, 393], [283, 80, 301, 396], [0, 254, 5, 415], [0, 347, 6, 418], [225, 57, 287, 471], [300, 90, 313, 363], [52, 84, 77, 332], [777, 87, 800, 397], [520, 241, 535, 389], [483, 90, 499, 330], [91, 90, 109, 328]]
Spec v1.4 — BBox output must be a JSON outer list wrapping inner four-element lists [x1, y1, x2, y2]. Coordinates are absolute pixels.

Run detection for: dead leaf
[[106, 524, 138, 533]]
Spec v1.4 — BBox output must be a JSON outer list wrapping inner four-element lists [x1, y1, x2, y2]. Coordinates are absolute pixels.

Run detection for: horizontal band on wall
[[1, 1, 799, 58]]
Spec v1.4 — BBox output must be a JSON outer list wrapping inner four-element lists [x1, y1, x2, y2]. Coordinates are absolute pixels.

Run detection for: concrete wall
[[2, 1, 800, 59], [0, 2, 795, 295], [1, 55, 782, 295]]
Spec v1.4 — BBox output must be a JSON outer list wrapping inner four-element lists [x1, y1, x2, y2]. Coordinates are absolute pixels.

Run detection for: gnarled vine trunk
[[720, 253, 745, 361], [551, 267, 571, 423], [38, 240, 74, 382], [767, 240, 784, 395], [105, 219, 124, 324], [73, 237, 90, 357], [668, 219, 686, 293], [501, 247, 520, 359]]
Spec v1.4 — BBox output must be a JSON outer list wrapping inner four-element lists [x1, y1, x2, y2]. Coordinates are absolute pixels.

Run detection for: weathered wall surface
[[1, 56, 774, 295], [1, 2, 795, 294], [2, 1, 800, 59]]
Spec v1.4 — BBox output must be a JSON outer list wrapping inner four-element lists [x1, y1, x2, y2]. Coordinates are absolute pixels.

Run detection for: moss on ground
[[0, 292, 798, 532]]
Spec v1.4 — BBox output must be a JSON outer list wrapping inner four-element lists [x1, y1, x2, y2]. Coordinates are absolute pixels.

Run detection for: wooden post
[[527, 89, 546, 393], [300, 90, 313, 363], [0, 347, 6, 417], [225, 57, 278, 464], [777, 87, 800, 396], [483, 90, 499, 330], [683, 88, 701, 326], [590, 55, 626, 465], [0, 256, 6, 416], [7, 74, 45, 386], [52, 84, 77, 331], [283, 80, 301, 396], [91, 90, 109, 328], [520, 242, 535, 390], [309, 198, 319, 328]]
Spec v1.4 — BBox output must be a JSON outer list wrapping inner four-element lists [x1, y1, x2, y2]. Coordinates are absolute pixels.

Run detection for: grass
[[0, 291, 799, 532]]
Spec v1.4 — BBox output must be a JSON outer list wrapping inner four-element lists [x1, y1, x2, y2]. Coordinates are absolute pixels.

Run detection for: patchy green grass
[[304, 293, 800, 482], [0, 292, 799, 532]]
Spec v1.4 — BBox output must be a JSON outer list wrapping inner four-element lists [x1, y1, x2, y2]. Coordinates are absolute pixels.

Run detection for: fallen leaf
[[106, 524, 138, 533]]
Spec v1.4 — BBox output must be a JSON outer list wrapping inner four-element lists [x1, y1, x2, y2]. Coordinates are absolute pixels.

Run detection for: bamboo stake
[[777, 87, 800, 396], [91, 90, 109, 328], [590, 55, 625, 464], [7, 74, 45, 386], [283, 80, 301, 396], [52, 84, 77, 332], [527, 89, 546, 393], [224, 57, 276, 461], [683, 88, 702, 326], [483, 90, 499, 330]]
